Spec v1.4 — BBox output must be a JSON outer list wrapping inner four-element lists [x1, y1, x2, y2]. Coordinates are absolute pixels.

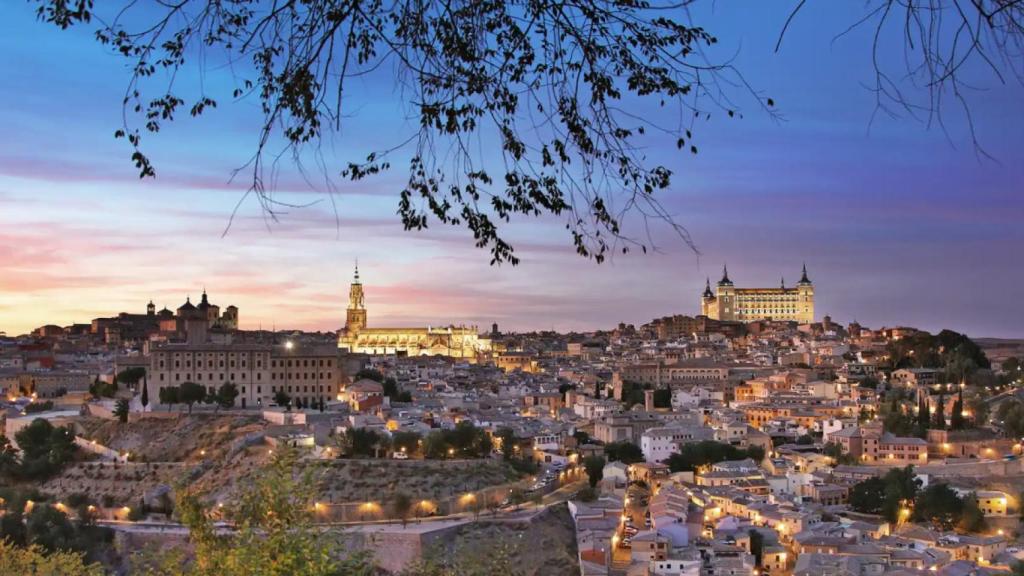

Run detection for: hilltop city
[[2, 264, 1024, 576]]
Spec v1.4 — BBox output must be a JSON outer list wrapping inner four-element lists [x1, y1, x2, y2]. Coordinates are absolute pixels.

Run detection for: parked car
[[392, 451, 409, 460]]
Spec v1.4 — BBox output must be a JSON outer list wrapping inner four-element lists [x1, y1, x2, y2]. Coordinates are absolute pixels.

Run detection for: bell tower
[[346, 262, 367, 333]]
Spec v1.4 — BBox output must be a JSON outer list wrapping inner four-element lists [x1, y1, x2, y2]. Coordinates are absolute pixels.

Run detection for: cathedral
[[336, 265, 491, 359], [700, 264, 815, 323]]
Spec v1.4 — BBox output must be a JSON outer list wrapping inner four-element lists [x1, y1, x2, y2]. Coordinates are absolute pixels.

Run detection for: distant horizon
[[5, 276, 1021, 341]]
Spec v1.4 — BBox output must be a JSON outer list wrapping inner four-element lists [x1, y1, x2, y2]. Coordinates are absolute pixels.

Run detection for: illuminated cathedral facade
[[700, 264, 815, 324], [337, 265, 491, 359]]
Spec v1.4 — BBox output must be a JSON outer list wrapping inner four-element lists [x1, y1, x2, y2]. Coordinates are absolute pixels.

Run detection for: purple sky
[[0, 3, 1022, 338]]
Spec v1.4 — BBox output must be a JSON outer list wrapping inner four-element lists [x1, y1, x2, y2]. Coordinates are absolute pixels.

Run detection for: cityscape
[[2, 2, 1024, 576]]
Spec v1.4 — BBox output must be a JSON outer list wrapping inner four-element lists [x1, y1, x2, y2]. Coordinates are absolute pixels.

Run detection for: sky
[[0, 2, 1022, 338]]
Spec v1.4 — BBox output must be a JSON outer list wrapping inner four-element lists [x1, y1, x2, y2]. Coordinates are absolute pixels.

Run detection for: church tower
[[345, 262, 367, 334]]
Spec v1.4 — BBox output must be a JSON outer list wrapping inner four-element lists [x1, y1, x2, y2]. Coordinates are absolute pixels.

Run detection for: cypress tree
[[950, 388, 965, 430], [141, 376, 149, 410], [933, 394, 946, 430], [917, 393, 930, 428]]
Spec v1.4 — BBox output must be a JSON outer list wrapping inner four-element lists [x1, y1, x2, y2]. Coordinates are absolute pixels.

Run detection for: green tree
[[583, 455, 606, 488], [273, 389, 291, 410], [14, 419, 77, 480], [665, 441, 764, 473], [114, 398, 130, 424], [932, 394, 946, 430], [179, 382, 205, 414], [748, 529, 764, 567], [0, 435, 19, 479], [25, 504, 76, 553], [1004, 357, 1021, 376], [391, 431, 422, 457], [392, 491, 413, 528], [216, 383, 239, 410], [140, 376, 149, 410], [116, 367, 147, 388], [848, 477, 886, 515], [998, 401, 1024, 438], [354, 368, 384, 383], [950, 389, 966, 430], [652, 388, 672, 408], [917, 393, 930, 430], [914, 482, 964, 531], [0, 541, 103, 576], [142, 446, 374, 576], [496, 427, 516, 461], [959, 493, 987, 533], [604, 441, 644, 464], [159, 385, 179, 410]]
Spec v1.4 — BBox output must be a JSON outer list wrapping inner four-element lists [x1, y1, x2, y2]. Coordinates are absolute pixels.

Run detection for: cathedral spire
[[353, 260, 361, 284], [781, 276, 786, 289]]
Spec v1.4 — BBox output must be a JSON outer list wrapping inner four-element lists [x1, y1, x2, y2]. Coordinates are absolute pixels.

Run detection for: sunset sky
[[1, 3, 1022, 338]]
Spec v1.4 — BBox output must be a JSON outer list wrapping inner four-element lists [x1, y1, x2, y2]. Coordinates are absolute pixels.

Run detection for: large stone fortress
[[700, 264, 815, 323], [337, 265, 491, 359]]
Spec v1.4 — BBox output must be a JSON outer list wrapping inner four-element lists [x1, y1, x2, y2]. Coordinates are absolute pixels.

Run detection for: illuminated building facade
[[337, 265, 491, 359], [700, 265, 815, 323]]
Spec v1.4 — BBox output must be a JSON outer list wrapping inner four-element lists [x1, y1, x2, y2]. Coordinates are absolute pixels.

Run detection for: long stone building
[[149, 342, 342, 408], [700, 264, 815, 323]]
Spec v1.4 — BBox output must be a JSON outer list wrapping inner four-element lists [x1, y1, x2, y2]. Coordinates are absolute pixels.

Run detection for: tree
[[392, 492, 413, 528], [748, 529, 764, 568], [998, 401, 1024, 438], [354, 368, 384, 383], [116, 367, 146, 388], [14, 419, 77, 480], [917, 393, 930, 430], [950, 389, 966, 430], [665, 441, 764, 473], [179, 382, 205, 414], [34, 2, 1024, 264], [932, 394, 946, 430], [0, 435, 19, 479], [1004, 357, 1022, 376], [274, 389, 291, 410], [216, 383, 239, 410], [849, 466, 921, 523], [25, 504, 76, 553], [140, 446, 374, 576], [652, 388, 672, 408], [390, 431, 421, 457], [849, 477, 886, 515], [959, 493, 987, 533], [604, 441, 644, 464], [114, 398, 130, 424], [0, 541, 103, 576], [496, 427, 516, 461], [583, 455, 605, 488], [140, 376, 149, 410], [914, 482, 964, 531], [159, 386, 179, 411]]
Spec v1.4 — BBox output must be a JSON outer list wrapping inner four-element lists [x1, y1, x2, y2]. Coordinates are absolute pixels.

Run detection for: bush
[[23, 401, 55, 414]]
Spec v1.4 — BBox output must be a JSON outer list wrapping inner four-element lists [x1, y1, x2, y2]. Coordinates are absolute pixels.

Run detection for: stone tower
[[346, 262, 367, 334], [715, 264, 735, 320], [796, 263, 814, 324]]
